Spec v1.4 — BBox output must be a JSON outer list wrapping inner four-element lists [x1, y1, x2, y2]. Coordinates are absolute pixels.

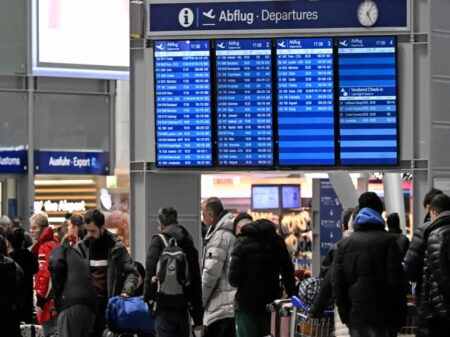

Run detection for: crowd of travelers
[[0, 189, 449, 337]]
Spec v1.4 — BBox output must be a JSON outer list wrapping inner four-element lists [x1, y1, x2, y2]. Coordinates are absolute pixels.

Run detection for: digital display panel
[[154, 40, 212, 167], [282, 185, 301, 209], [277, 38, 335, 166], [338, 36, 398, 165], [216, 39, 273, 166], [252, 185, 280, 210]]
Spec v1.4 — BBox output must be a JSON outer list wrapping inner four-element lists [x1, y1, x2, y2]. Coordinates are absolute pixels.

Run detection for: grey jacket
[[202, 212, 236, 326], [76, 230, 138, 298]]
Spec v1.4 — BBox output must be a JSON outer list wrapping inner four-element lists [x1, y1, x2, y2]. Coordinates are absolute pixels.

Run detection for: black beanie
[[233, 212, 253, 232], [358, 192, 384, 215], [387, 213, 400, 231]]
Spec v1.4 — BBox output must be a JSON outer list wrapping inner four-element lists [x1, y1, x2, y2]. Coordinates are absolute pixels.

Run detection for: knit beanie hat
[[358, 192, 384, 215]]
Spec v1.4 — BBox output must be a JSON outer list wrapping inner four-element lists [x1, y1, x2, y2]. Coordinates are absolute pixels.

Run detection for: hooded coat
[[420, 210, 450, 321], [31, 226, 59, 324], [202, 211, 236, 326], [229, 219, 296, 313], [333, 208, 406, 330]]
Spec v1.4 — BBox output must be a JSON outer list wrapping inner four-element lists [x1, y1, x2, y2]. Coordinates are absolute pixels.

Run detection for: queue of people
[[0, 189, 450, 337]]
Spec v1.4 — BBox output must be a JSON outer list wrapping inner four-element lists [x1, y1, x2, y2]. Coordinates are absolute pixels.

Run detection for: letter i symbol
[[184, 10, 189, 25]]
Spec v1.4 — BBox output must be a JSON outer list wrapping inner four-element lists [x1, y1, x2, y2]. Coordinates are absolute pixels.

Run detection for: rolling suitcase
[[267, 299, 292, 337], [20, 324, 45, 337]]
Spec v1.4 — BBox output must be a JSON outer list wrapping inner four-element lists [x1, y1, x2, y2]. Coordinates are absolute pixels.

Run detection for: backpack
[[298, 277, 322, 308], [151, 234, 190, 310]]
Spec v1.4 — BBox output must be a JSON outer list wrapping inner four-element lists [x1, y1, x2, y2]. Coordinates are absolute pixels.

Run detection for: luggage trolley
[[290, 297, 334, 337]]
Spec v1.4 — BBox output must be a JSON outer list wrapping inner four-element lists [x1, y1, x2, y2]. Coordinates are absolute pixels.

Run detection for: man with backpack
[[144, 207, 203, 337], [201, 197, 236, 337]]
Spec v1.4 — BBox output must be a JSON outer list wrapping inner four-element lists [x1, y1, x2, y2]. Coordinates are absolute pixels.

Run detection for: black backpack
[[152, 234, 190, 310]]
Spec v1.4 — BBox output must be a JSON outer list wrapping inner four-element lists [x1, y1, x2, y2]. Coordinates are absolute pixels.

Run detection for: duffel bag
[[106, 296, 155, 333]]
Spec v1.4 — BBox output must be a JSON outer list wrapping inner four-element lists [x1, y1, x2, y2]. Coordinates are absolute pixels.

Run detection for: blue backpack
[[106, 296, 155, 333]]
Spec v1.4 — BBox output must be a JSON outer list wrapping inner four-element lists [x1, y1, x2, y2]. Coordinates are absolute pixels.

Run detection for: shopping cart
[[290, 297, 334, 337], [398, 303, 418, 337]]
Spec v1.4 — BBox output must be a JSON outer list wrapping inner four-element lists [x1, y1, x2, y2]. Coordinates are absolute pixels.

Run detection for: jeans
[[204, 318, 236, 337], [90, 298, 107, 337], [57, 305, 96, 337], [155, 307, 191, 337], [42, 317, 58, 337]]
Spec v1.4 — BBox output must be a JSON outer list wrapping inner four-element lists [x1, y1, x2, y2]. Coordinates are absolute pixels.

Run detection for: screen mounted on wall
[[276, 38, 335, 166], [337, 36, 398, 165], [154, 40, 213, 167], [215, 39, 274, 167], [251, 185, 280, 210], [32, 0, 129, 79]]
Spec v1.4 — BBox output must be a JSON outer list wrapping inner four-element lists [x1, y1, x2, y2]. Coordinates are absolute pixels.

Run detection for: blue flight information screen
[[276, 38, 335, 166], [154, 40, 212, 167], [216, 39, 273, 166], [338, 36, 398, 165]]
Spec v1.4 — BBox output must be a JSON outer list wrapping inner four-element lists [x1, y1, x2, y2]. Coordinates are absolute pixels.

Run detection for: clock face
[[358, 0, 379, 27]]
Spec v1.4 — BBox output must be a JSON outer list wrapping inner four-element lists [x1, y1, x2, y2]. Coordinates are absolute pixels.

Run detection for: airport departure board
[[154, 40, 212, 167], [216, 39, 273, 166], [276, 38, 335, 166], [338, 37, 398, 165]]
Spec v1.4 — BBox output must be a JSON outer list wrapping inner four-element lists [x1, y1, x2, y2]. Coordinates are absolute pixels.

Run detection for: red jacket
[[31, 226, 59, 324]]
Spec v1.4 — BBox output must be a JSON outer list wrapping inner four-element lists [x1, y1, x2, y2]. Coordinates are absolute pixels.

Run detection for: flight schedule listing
[[338, 37, 398, 165], [154, 40, 212, 167], [216, 39, 273, 166], [277, 38, 335, 166]]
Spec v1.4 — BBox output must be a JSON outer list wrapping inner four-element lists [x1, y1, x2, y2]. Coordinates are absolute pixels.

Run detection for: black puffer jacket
[[333, 208, 406, 329], [420, 211, 450, 321], [229, 219, 296, 313], [143, 223, 203, 326], [403, 214, 431, 284], [389, 229, 410, 258], [49, 243, 98, 313]]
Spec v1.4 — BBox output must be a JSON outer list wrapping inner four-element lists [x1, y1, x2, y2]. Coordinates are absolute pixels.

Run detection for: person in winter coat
[[386, 212, 410, 258], [333, 192, 406, 337], [403, 188, 443, 337], [201, 197, 236, 337], [420, 193, 450, 336], [7, 227, 39, 324], [50, 239, 98, 337], [11, 216, 33, 249], [76, 209, 138, 337], [233, 212, 253, 235], [143, 207, 203, 337], [30, 213, 59, 336], [0, 232, 24, 337], [229, 219, 296, 337]]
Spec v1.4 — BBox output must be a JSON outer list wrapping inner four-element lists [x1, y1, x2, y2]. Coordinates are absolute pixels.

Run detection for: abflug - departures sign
[[149, 0, 407, 34], [35, 151, 110, 175]]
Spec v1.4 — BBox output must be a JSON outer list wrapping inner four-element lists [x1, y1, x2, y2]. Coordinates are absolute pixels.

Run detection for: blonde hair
[[30, 213, 49, 229]]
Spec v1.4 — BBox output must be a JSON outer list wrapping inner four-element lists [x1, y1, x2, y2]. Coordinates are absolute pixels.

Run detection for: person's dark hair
[[342, 208, 354, 231], [64, 212, 72, 220], [70, 214, 83, 228], [6, 227, 25, 251], [423, 188, 443, 208], [84, 209, 105, 228], [358, 192, 384, 215], [158, 207, 178, 227], [387, 212, 401, 231], [11, 217, 23, 229], [429, 194, 450, 215], [134, 261, 146, 279], [233, 213, 253, 228], [203, 197, 224, 218], [0, 234, 7, 255]]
